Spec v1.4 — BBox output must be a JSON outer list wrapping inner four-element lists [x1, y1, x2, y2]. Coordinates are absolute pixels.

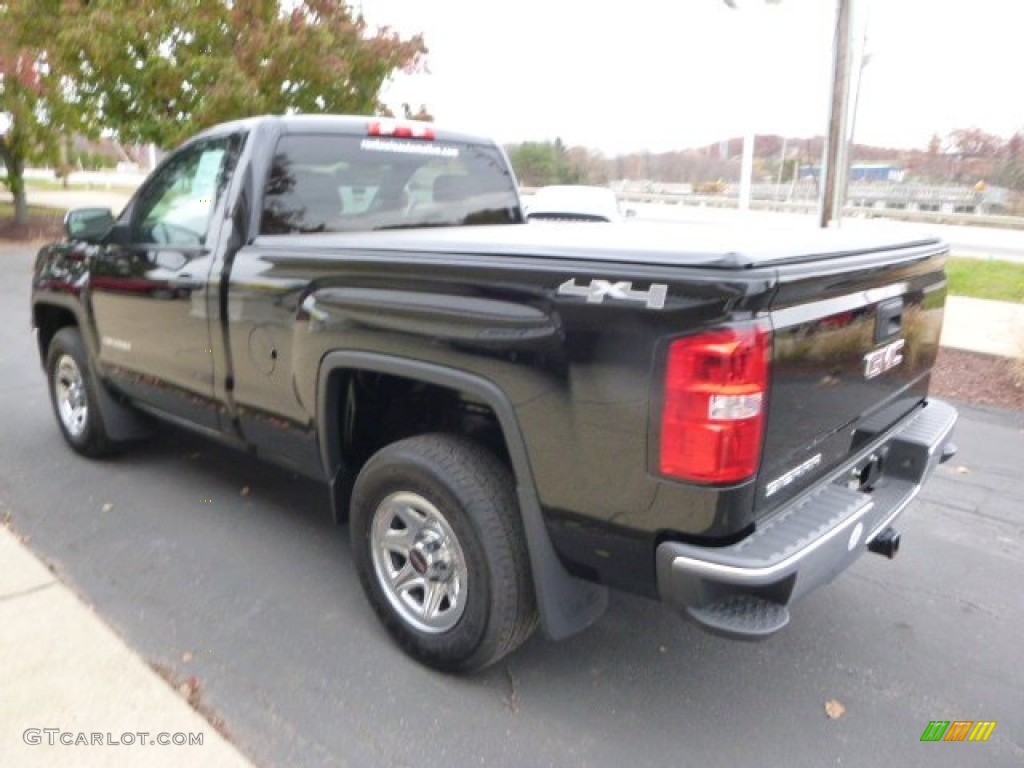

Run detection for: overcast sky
[[365, 0, 1023, 154]]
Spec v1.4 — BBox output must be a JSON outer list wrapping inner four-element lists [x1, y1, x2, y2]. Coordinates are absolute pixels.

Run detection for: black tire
[[350, 434, 538, 672], [46, 327, 114, 457]]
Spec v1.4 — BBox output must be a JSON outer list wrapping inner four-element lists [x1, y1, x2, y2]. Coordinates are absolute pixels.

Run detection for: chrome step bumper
[[656, 399, 958, 639]]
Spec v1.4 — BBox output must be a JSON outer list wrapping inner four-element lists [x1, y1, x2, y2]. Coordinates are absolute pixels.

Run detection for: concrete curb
[[0, 526, 255, 768], [941, 296, 1024, 359]]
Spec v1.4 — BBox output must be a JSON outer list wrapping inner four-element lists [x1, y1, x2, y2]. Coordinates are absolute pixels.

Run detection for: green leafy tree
[[507, 139, 585, 186], [0, 50, 45, 225], [54, 0, 427, 148], [507, 142, 558, 186], [0, 2, 77, 225], [2, 0, 426, 226]]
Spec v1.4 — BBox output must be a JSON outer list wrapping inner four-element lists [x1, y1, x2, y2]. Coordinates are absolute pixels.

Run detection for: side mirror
[[64, 208, 115, 243]]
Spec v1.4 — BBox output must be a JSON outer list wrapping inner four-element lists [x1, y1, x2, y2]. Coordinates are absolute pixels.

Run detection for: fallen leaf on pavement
[[824, 699, 846, 719], [955, 466, 970, 475], [178, 676, 202, 707]]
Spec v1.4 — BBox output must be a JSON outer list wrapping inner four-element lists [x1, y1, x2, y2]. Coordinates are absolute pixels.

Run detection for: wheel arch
[[316, 351, 607, 640], [38, 309, 151, 443], [33, 299, 84, 365]]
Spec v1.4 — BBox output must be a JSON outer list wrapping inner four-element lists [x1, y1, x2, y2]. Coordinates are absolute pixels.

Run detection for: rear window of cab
[[260, 134, 521, 235]]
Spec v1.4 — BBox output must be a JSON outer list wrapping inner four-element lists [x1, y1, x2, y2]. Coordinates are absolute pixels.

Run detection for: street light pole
[[819, 0, 854, 228], [739, 128, 754, 212], [776, 136, 788, 191], [725, 0, 781, 213]]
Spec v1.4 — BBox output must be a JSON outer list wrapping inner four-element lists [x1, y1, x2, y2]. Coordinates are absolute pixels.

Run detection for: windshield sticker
[[360, 138, 460, 158], [193, 148, 226, 200]]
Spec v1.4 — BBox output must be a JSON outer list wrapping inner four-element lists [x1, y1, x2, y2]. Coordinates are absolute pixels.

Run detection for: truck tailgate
[[755, 242, 948, 515]]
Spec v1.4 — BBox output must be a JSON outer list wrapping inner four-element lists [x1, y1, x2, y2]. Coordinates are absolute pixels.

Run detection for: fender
[[316, 351, 608, 641], [31, 292, 94, 364], [33, 295, 152, 442]]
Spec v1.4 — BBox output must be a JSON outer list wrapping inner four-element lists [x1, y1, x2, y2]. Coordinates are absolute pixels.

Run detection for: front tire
[[351, 434, 537, 672], [46, 328, 114, 457]]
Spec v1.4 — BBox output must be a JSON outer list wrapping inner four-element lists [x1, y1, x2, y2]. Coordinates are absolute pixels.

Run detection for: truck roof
[[192, 113, 496, 148]]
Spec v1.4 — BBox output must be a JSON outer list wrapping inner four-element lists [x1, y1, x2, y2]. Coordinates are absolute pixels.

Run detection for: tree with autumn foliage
[[1, 0, 426, 226], [0, 49, 46, 226], [999, 132, 1024, 192], [0, 2, 79, 226]]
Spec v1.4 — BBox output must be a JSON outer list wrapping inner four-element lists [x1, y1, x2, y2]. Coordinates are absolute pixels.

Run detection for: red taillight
[[659, 324, 771, 484], [367, 119, 435, 140]]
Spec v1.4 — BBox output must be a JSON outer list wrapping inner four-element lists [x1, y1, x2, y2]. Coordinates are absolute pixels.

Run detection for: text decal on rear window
[[360, 138, 460, 158]]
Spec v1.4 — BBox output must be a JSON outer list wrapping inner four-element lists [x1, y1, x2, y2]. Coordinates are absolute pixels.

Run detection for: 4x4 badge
[[558, 278, 668, 310]]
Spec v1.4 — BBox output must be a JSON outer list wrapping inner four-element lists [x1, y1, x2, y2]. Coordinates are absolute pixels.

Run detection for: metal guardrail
[[612, 192, 1024, 231]]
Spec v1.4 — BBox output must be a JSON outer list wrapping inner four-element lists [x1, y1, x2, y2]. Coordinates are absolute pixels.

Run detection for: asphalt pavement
[[1, 242, 1022, 767]]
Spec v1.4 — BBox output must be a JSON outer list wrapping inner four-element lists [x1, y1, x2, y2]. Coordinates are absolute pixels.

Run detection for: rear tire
[[46, 328, 114, 457], [351, 434, 537, 672]]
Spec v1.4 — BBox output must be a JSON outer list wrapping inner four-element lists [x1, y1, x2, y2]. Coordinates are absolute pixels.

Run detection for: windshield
[[260, 134, 522, 234]]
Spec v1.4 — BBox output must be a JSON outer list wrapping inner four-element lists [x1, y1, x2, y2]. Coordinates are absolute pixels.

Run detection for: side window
[[133, 134, 244, 246]]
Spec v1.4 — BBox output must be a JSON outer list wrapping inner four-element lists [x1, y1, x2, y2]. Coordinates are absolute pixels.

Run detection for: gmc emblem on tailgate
[[863, 338, 905, 379]]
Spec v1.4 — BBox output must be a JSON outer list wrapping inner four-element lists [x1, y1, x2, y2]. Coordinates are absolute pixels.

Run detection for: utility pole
[[819, 0, 854, 228]]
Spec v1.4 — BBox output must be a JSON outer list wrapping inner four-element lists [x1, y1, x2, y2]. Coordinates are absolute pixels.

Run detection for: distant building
[[799, 163, 906, 183]]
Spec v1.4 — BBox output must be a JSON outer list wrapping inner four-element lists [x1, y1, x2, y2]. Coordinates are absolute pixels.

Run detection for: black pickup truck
[[32, 115, 957, 671]]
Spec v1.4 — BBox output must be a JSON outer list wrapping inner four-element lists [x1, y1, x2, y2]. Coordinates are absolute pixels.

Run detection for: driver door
[[90, 134, 243, 429]]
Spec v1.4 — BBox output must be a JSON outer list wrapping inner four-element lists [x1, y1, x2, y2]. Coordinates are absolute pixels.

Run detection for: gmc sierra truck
[[32, 115, 958, 672]]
